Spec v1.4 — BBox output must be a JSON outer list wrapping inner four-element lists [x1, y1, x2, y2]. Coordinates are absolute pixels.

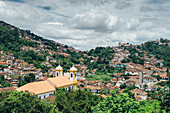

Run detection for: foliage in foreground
[[0, 89, 169, 113], [0, 91, 54, 113], [93, 90, 166, 113], [53, 88, 100, 113]]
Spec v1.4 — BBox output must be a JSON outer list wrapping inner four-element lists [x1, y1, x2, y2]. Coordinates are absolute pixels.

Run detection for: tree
[[54, 88, 100, 113], [160, 90, 170, 112], [120, 83, 126, 89], [136, 100, 162, 113], [0, 91, 52, 113], [93, 90, 164, 113], [154, 75, 161, 81], [143, 84, 148, 90], [29, 73, 35, 82], [93, 90, 139, 113], [0, 75, 4, 83]]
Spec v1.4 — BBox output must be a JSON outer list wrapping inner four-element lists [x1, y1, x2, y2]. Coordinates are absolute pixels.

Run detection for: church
[[17, 65, 78, 99]]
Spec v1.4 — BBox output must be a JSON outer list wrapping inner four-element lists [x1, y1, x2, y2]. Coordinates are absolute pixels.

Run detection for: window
[[71, 73, 73, 78], [39, 96, 41, 99], [72, 86, 73, 89], [57, 72, 59, 77], [44, 95, 46, 98], [75, 73, 77, 78]]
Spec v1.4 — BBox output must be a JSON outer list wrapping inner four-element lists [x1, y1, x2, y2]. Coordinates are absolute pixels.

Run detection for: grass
[[9, 75, 20, 78]]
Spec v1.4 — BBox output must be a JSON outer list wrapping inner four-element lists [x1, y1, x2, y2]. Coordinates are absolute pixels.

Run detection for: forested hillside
[[141, 39, 170, 68], [0, 21, 84, 70], [0, 21, 170, 113]]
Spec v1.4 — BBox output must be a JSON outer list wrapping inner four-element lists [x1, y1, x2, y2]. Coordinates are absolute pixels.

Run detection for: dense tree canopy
[[141, 40, 170, 68], [93, 90, 166, 113], [0, 91, 53, 113], [53, 88, 100, 113]]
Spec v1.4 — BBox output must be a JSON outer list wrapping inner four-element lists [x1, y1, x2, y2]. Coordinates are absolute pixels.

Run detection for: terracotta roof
[[0, 87, 16, 92], [17, 81, 56, 95], [106, 83, 111, 87], [101, 94, 107, 98], [77, 82, 84, 85], [91, 69, 97, 72], [119, 89, 124, 93], [40, 77, 47, 81], [111, 86, 120, 90], [85, 85, 101, 90], [111, 78, 117, 81], [160, 73, 168, 78], [143, 77, 156, 80], [42, 95, 56, 104], [152, 85, 158, 88], [135, 95, 142, 100], [131, 88, 143, 95], [0, 62, 8, 65], [47, 76, 76, 87], [129, 76, 139, 79]]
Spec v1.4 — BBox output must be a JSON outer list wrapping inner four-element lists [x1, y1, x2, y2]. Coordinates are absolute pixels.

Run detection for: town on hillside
[[0, 32, 169, 101], [0, 21, 170, 112]]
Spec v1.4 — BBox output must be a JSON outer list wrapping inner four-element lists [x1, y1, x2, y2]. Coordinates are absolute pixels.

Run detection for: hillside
[[0, 21, 125, 77], [0, 21, 169, 113], [141, 39, 170, 68], [0, 21, 86, 71], [0, 21, 169, 78]]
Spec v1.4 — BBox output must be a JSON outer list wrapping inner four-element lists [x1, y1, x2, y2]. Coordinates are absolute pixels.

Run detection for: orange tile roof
[[0, 87, 16, 91], [119, 89, 124, 93], [152, 85, 158, 88], [17, 81, 56, 95], [135, 95, 142, 100], [47, 76, 76, 87], [101, 94, 107, 98], [111, 78, 117, 81], [85, 85, 101, 90], [110, 86, 120, 90], [160, 73, 168, 78], [0, 62, 8, 65], [106, 83, 111, 87]]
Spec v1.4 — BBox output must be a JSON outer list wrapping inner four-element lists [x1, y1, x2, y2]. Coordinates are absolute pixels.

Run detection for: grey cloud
[[148, 0, 170, 4], [49, 36, 73, 40], [0, 0, 169, 50], [72, 10, 139, 32], [140, 6, 154, 12], [38, 6, 51, 10], [64, 0, 114, 6], [64, 0, 132, 9], [115, 0, 132, 9], [140, 6, 169, 12], [55, 13, 71, 18], [3, 0, 25, 3]]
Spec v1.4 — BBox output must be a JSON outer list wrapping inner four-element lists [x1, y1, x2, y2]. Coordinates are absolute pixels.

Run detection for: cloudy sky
[[0, 0, 170, 50]]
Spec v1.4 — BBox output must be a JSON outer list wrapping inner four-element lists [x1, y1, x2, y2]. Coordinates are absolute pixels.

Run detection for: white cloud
[[43, 22, 63, 26], [0, 0, 170, 50], [72, 10, 139, 32]]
